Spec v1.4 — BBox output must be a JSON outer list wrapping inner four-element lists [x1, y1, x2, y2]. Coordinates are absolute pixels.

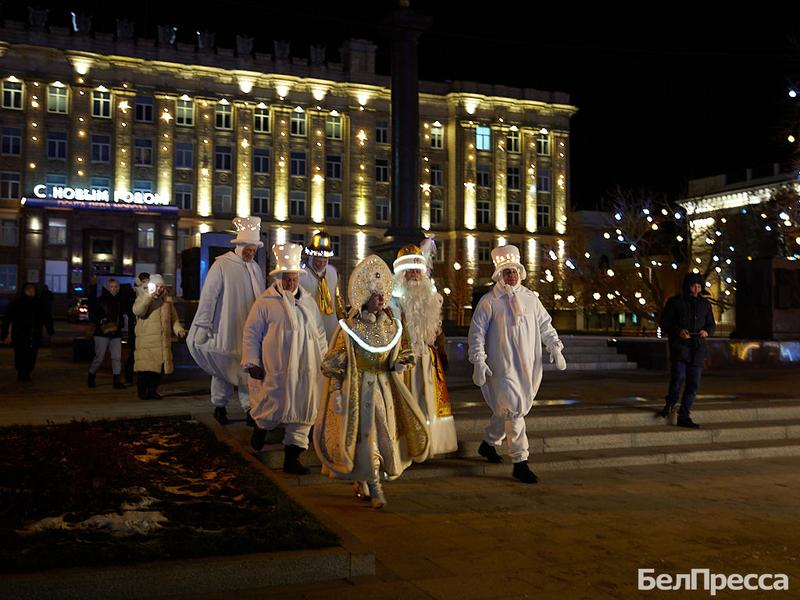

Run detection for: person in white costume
[[187, 216, 265, 426], [468, 245, 567, 484], [390, 240, 457, 458], [300, 230, 346, 345], [242, 243, 327, 474], [314, 255, 430, 508]]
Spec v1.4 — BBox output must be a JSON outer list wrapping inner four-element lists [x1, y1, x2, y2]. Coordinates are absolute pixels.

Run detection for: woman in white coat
[[187, 216, 265, 425], [468, 245, 567, 484], [241, 243, 328, 475]]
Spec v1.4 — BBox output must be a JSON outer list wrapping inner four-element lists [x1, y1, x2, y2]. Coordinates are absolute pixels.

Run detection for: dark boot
[[478, 440, 503, 463], [246, 410, 256, 427], [251, 426, 267, 451], [113, 375, 126, 389], [677, 416, 700, 429], [137, 374, 148, 400], [657, 402, 675, 419], [213, 406, 229, 425], [87, 372, 96, 388], [512, 461, 539, 484], [283, 445, 309, 475]]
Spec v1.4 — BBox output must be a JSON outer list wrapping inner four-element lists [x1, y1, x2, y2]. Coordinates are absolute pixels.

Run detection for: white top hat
[[230, 216, 264, 247], [149, 273, 165, 286], [491, 245, 527, 282], [269, 243, 306, 277]]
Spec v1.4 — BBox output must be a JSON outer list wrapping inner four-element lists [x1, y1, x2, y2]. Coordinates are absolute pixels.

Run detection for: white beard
[[397, 275, 443, 357]]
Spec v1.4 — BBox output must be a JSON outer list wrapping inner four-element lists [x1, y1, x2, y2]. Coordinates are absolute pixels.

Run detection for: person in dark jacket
[[658, 273, 716, 428], [88, 278, 126, 389], [1, 283, 54, 382]]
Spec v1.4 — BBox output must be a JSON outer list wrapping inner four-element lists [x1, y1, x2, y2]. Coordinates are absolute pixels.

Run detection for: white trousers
[[259, 421, 312, 449], [483, 414, 529, 463], [210, 373, 250, 411], [90, 337, 122, 375]]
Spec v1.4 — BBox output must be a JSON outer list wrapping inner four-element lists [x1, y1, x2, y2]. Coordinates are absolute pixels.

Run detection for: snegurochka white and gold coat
[[313, 308, 430, 481]]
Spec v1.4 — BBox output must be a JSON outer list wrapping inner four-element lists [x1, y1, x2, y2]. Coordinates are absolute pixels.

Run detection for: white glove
[[194, 327, 210, 345], [472, 362, 493, 387], [550, 348, 567, 371], [333, 389, 344, 414]]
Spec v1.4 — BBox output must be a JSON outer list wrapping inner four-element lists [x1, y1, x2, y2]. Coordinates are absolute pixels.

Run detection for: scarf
[[234, 246, 263, 301], [309, 266, 334, 315], [276, 282, 299, 331], [502, 282, 524, 320]]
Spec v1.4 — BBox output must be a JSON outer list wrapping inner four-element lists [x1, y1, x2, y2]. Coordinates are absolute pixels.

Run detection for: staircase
[[552, 335, 637, 371], [229, 398, 800, 483]]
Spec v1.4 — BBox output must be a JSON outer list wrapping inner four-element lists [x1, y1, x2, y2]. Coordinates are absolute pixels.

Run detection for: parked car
[[67, 297, 90, 323]]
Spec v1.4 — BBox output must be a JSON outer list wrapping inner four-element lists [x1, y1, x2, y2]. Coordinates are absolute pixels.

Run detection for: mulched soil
[[0, 416, 338, 573]]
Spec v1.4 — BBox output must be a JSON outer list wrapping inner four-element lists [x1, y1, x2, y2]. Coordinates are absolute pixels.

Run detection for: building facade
[[0, 18, 576, 322]]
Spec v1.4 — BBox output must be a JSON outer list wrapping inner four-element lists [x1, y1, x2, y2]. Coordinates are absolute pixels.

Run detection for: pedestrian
[[300, 229, 346, 345], [468, 245, 567, 484], [658, 273, 716, 428], [242, 243, 328, 474], [1, 282, 53, 382], [187, 216, 265, 425], [133, 274, 187, 399], [122, 272, 149, 384], [390, 240, 457, 457], [314, 255, 430, 508], [87, 278, 126, 389]]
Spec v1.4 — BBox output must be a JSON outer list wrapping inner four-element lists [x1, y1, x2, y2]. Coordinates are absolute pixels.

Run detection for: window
[[2, 80, 23, 110], [325, 193, 342, 220], [326, 115, 342, 139], [47, 131, 67, 160], [478, 241, 491, 263], [376, 196, 390, 223], [134, 138, 153, 166], [430, 164, 443, 187], [254, 105, 270, 133], [175, 183, 193, 210], [45, 260, 68, 293], [376, 121, 388, 145], [133, 180, 152, 193], [290, 110, 306, 136], [47, 218, 67, 245], [290, 232, 306, 246], [0, 265, 17, 292], [430, 123, 443, 149], [45, 173, 66, 195], [507, 129, 520, 153], [477, 200, 491, 225], [375, 159, 389, 183], [1, 127, 21, 155], [477, 164, 491, 188], [92, 90, 111, 118], [326, 155, 342, 180], [507, 200, 521, 227], [537, 168, 551, 193], [253, 148, 270, 174], [135, 95, 153, 122], [177, 228, 192, 251], [290, 152, 306, 177], [138, 222, 156, 248], [331, 235, 340, 257], [176, 98, 194, 126], [0, 220, 18, 246], [91, 177, 110, 193], [215, 102, 232, 129], [289, 190, 306, 217], [0, 172, 20, 199], [215, 146, 232, 171], [175, 142, 193, 169], [476, 126, 491, 151], [507, 166, 520, 190], [537, 205, 550, 230], [91, 135, 111, 163], [431, 198, 443, 226], [213, 186, 232, 215], [47, 85, 68, 114], [252, 188, 270, 215], [537, 132, 550, 155]]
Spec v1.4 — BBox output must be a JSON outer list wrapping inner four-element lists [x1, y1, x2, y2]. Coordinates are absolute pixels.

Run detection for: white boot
[[367, 479, 386, 509]]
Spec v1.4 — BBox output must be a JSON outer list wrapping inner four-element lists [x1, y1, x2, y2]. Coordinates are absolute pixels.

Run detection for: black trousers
[[14, 344, 38, 380], [665, 361, 703, 419], [136, 370, 162, 399]]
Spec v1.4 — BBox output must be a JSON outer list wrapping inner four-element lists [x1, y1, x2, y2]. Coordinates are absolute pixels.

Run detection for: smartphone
[[147, 282, 157, 293]]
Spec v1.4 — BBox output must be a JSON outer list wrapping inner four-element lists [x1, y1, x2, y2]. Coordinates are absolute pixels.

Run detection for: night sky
[[8, 2, 799, 209]]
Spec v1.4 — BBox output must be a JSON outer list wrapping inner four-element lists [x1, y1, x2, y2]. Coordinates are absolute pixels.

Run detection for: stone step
[[560, 351, 628, 361], [455, 419, 800, 456], [541, 361, 638, 371], [273, 439, 800, 486], [453, 400, 800, 435]]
